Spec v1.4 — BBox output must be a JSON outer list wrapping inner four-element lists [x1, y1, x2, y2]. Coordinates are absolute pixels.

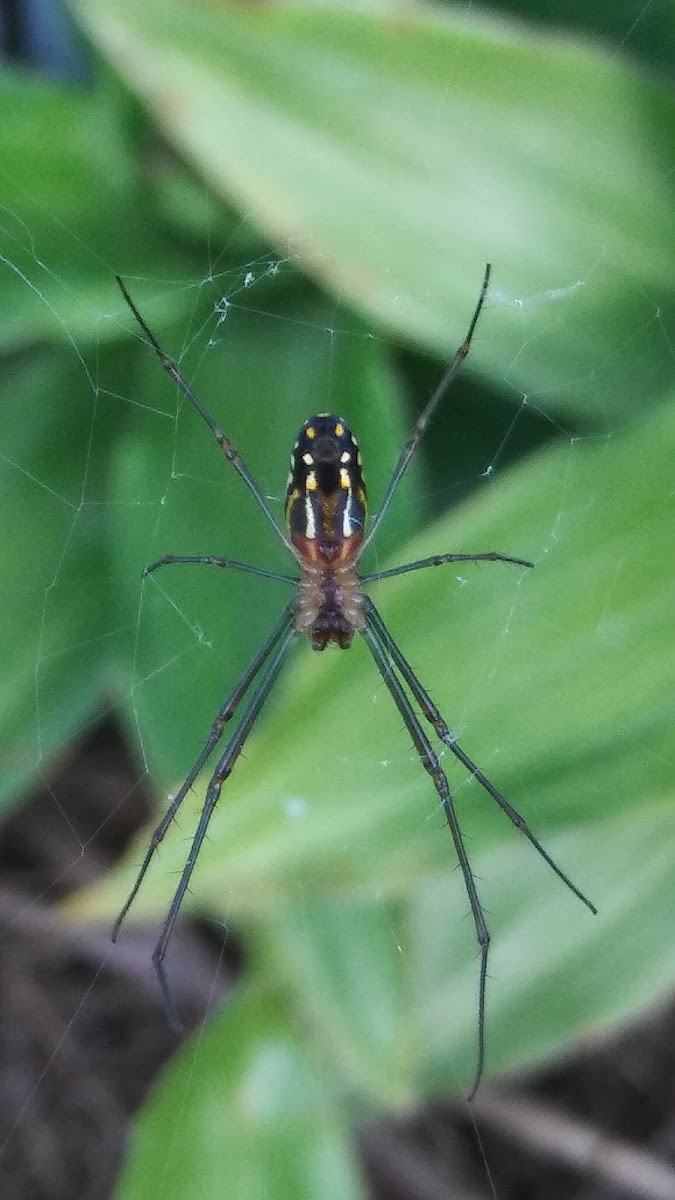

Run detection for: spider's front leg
[[143, 554, 296, 585]]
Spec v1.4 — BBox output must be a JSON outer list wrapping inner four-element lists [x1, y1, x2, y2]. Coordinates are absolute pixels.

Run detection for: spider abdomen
[[285, 413, 367, 566]]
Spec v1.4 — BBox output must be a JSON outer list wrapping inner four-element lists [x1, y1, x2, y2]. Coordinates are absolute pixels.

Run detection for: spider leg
[[362, 619, 489, 1099], [362, 550, 533, 585], [116, 275, 295, 555], [151, 625, 295, 1030], [366, 599, 596, 915], [361, 263, 491, 554], [143, 553, 297, 585], [112, 605, 295, 944]]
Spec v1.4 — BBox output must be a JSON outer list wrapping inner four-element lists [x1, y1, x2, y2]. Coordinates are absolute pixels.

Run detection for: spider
[[113, 265, 596, 1097]]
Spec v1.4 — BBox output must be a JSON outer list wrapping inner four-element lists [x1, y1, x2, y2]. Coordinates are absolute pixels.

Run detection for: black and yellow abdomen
[[284, 413, 367, 565]]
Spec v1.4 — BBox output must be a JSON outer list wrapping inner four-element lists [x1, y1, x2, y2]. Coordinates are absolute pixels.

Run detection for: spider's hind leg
[[112, 607, 295, 956], [361, 613, 490, 1098], [365, 600, 596, 916], [147, 624, 295, 1029]]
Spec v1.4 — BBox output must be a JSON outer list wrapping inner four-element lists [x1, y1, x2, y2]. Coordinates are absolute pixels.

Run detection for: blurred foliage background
[[1, 1, 674, 1197]]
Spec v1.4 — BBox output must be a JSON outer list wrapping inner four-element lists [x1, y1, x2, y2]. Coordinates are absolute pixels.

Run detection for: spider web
[[0, 2, 674, 1196]]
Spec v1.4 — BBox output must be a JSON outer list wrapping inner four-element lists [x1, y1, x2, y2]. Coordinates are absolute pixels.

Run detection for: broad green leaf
[[260, 897, 418, 1108], [486, 0, 675, 77], [0, 68, 188, 352], [115, 985, 366, 1200], [84, 395, 675, 1098], [71, 0, 675, 417], [263, 802, 675, 1094], [0, 346, 121, 813]]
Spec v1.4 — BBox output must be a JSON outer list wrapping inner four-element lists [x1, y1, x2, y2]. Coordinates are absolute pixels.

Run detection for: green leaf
[[0, 346, 118, 813], [71, 0, 675, 416], [0, 59, 414, 814], [85, 395, 675, 1099], [114, 985, 366, 1200], [0, 67, 188, 353]]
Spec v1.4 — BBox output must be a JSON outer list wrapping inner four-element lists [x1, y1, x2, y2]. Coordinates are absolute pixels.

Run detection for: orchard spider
[[113, 265, 595, 1097]]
